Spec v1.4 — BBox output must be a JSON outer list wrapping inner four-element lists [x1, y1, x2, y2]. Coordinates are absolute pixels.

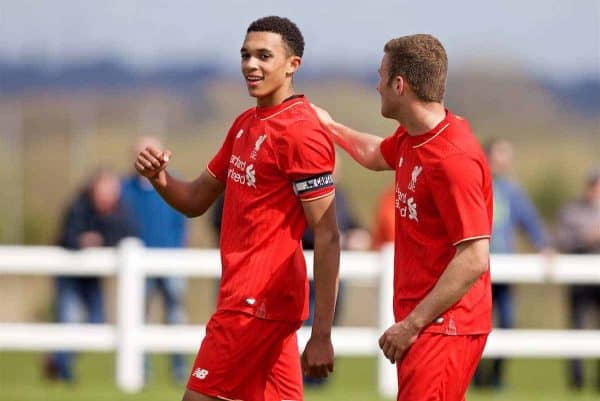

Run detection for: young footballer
[[135, 16, 340, 401], [312, 34, 493, 401]]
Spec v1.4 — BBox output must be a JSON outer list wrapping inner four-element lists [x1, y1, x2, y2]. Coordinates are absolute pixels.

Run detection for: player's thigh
[[397, 333, 487, 401], [265, 331, 303, 401]]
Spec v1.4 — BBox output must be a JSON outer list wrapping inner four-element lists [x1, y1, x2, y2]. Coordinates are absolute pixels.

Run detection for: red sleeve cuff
[[206, 165, 226, 183], [380, 136, 397, 168], [299, 186, 335, 201], [453, 234, 491, 246]]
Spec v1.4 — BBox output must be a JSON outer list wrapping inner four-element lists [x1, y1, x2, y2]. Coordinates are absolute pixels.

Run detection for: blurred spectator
[[45, 168, 137, 382], [121, 136, 189, 384], [556, 167, 600, 391], [371, 184, 396, 249], [474, 138, 551, 389]]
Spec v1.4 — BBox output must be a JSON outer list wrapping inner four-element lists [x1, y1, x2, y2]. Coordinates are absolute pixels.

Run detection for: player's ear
[[394, 76, 405, 96], [286, 56, 301, 77]]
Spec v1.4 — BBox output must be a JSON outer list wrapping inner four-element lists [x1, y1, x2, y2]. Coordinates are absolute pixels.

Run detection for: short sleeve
[[426, 155, 491, 245], [380, 127, 404, 168], [207, 122, 239, 182], [273, 121, 336, 201]]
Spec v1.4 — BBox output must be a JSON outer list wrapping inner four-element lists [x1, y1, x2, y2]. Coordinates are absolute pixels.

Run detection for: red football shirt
[[380, 110, 493, 335], [207, 95, 335, 322]]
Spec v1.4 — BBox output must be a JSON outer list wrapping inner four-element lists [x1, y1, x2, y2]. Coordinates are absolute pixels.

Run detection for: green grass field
[[1, 353, 598, 401]]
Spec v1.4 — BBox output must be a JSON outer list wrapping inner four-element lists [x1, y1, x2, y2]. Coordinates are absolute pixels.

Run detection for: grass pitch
[[1, 352, 598, 401]]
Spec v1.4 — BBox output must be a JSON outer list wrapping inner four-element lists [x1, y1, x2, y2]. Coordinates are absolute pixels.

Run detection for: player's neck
[[397, 101, 446, 136], [256, 85, 295, 108]]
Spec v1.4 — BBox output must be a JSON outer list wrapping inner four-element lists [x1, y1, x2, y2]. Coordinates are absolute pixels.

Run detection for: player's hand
[[134, 145, 172, 184], [301, 335, 334, 378], [378, 320, 420, 364], [79, 231, 103, 248], [310, 104, 335, 131]]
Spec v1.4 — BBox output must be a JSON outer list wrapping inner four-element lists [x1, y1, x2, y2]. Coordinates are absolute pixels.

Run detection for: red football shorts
[[396, 333, 488, 401], [186, 310, 303, 401]]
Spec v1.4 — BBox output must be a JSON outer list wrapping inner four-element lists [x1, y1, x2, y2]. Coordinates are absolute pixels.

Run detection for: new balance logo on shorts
[[192, 368, 209, 380]]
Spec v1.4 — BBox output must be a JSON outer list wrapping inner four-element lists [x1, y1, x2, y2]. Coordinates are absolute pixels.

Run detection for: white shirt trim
[[217, 396, 242, 401], [206, 166, 218, 179], [412, 122, 451, 148], [259, 101, 304, 121], [453, 235, 490, 246], [299, 189, 335, 202]]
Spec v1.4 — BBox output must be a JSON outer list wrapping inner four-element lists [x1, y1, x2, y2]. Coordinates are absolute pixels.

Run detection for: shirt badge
[[251, 134, 267, 160], [408, 165, 422, 191]]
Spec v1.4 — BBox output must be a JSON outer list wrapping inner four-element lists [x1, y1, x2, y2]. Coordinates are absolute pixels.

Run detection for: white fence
[[0, 239, 599, 397]]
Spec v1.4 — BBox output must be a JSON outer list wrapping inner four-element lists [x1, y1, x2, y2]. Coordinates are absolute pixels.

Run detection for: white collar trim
[[412, 122, 451, 148]]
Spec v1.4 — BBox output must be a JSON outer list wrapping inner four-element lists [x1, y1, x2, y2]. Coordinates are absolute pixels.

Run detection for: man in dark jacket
[[46, 168, 137, 382], [557, 168, 600, 390]]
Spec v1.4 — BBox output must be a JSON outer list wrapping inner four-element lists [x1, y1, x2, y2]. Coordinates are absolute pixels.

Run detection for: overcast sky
[[1, 0, 598, 81]]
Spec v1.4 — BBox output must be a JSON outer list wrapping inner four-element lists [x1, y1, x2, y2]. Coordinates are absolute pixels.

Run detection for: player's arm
[[135, 146, 225, 217], [380, 156, 491, 362], [410, 238, 489, 328], [301, 193, 340, 378], [380, 238, 489, 362], [379, 238, 489, 363], [311, 104, 391, 171]]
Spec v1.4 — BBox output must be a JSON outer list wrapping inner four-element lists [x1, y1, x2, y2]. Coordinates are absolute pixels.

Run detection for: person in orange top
[[372, 184, 396, 249]]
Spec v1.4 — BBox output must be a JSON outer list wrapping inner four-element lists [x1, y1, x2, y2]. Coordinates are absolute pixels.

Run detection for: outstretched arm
[[300, 193, 340, 378], [312, 104, 392, 171], [135, 146, 225, 217]]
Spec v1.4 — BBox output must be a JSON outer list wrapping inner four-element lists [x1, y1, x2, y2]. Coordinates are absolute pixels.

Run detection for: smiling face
[[241, 31, 301, 107]]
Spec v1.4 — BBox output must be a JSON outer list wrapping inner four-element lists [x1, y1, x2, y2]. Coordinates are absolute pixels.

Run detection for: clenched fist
[[301, 335, 334, 379], [134, 146, 172, 185]]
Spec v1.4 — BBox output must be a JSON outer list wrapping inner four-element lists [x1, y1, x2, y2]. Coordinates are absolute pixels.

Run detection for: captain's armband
[[293, 173, 334, 198]]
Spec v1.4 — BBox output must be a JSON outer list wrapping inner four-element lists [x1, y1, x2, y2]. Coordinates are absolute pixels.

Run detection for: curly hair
[[384, 34, 448, 102], [247, 16, 305, 57]]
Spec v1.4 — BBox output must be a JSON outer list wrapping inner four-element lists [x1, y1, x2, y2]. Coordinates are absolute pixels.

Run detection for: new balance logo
[[192, 368, 209, 380]]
